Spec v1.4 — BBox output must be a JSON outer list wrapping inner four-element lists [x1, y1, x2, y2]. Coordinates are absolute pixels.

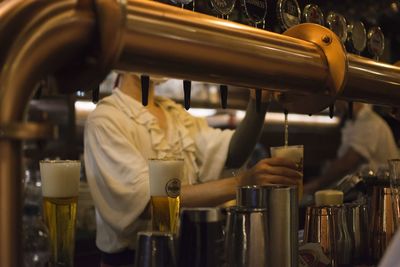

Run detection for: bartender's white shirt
[[84, 89, 233, 253], [337, 104, 399, 172]]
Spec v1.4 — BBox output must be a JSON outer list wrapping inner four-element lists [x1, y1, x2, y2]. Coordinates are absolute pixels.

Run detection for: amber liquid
[[151, 196, 180, 233], [43, 196, 77, 267]]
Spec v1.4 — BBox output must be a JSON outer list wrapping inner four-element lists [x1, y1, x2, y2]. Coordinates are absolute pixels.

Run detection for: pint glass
[[40, 160, 80, 267], [148, 158, 183, 233], [270, 145, 304, 201]]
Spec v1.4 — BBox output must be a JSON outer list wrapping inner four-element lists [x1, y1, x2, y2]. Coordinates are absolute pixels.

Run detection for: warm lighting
[[187, 108, 217, 117], [74, 100, 339, 126], [75, 101, 96, 112], [236, 110, 339, 125]]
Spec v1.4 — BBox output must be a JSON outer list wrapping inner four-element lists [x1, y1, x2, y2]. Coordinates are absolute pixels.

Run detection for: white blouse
[[84, 89, 233, 252]]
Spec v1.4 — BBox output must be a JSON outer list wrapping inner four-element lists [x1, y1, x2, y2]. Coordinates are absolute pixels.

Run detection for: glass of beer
[[270, 145, 304, 201], [40, 160, 80, 267], [148, 158, 183, 234]]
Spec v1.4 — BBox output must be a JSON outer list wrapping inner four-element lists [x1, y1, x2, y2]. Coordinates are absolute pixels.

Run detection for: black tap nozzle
[[220, 85, 228, 109], [284, 109, 289, 116], [183, 80, 191, 110], [92, 86, 100, 104], [348, 101, 353, 120], [141, 75, 150, 106], [255, 89, 262, 113], [329, 104, 334, 118]]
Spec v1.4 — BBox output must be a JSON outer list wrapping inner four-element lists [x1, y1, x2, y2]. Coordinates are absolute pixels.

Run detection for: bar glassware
[[270, 145, 304, 201], [148, 158, 183, 233], [40, 160, 80, 267]]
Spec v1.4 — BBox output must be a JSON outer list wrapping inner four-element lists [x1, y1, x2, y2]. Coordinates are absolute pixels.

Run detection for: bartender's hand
[[238, 157, 302, 186]]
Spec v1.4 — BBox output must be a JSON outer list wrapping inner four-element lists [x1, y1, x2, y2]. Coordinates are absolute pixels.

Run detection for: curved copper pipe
[[341, 54, 400, 106], [0, 1, 96, 266], [116, 0, 329, 94]]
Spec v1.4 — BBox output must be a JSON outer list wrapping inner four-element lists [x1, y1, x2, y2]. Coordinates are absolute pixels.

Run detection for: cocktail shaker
[[135, 231, 176, 267], [263, 185, 298, 267], [303, 205, 352, 267], [178, 207, 225, 267]]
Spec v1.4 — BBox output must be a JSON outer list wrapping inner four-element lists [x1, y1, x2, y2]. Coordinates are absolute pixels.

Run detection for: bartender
[[305, 101, 399, 194], [84, 72, 302, 267]]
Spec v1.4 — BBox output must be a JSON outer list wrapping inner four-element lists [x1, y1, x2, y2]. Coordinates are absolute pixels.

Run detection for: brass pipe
[[341, 54, 400, 106], [116, 0, 329, 94], [0, 1, 95, 266]]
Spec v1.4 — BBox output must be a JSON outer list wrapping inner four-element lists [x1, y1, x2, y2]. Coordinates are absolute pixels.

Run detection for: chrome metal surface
[[225, 206, 268, 267], [343, 54, 400, 106], [135, 231, 176, 267], [117, 0, 329, 94], [263, 185, 298, 267], [369, 183, 397, 263], [179, 207, 225, 267], [237, 185, 266, 208], [180, 207, 222, 222], [346, 203, 369, 265], [303, 205, 352, 267]]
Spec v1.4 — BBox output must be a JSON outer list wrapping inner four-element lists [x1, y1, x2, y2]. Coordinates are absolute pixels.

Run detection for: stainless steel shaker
[[303, 205, 352, 267], [368, 179, 398, 264], [226, 185, 268, 267], [135, 231, 177, 267], [263, 185, 298, 267], [345, 203, 369, 265], [178, 207, 225, 267]]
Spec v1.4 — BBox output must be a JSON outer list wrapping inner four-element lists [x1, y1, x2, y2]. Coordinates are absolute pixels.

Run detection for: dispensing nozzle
[[141, 75, 150, 106], [183, 80, 191, 110]]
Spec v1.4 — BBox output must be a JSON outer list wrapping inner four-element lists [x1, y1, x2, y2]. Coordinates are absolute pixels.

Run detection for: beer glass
[[270, 145, 304, 201], [148, 158, 183, 233], [40, 160, 80, 267]]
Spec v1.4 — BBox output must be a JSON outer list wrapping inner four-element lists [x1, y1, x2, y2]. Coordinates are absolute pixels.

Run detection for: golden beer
[[148, 158, 183, 234], [151, 196, 180, 233], [270, 145, 304, 201], [43, 196, 77, 267], [40, 160, 80, 267]]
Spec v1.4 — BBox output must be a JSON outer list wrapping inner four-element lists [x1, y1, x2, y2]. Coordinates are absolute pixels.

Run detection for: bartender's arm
[[181, 157, 302, 207], [304, 147, 366, 194], [182, 90, 302, 207]]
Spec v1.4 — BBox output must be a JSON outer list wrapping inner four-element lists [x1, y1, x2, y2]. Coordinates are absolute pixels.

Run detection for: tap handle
[[183, 80, 191, 110], [329, 104, 334, 118], [141, 75, 150, 106], [220, 85, 228, 109], [92, 86, 99, 104], [255, 89, 262, 113], [348, 101, 353, 120]]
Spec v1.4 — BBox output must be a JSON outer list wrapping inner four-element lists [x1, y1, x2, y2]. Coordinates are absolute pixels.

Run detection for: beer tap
[[92, 85, 99, 104], [348, 101, 353, 120], [219, 84, 228, 109], [329, 104, 334, 119], [183, 80, 191, 110], [141, 75, 150, 106], [255, 89, 262, 113], [302, 4, 324, 25]]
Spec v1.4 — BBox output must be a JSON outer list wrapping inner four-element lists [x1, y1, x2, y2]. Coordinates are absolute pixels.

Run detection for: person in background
[[84, 72, 302, 267], [305, 101, 399, 194]]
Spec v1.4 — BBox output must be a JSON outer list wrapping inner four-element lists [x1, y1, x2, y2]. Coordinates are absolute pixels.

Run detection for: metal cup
[[237, 185, 266, 208], [135, 231, 177, 267], [262, 185, 298, 267], [303, 205, 352, 267], [178, 207, 225, 267], [345, 203, 369, 265], [225, 206, 268, 267]]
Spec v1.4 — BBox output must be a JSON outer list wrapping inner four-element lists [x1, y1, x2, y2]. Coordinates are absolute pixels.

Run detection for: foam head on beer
[[148, 158, 183, 197], [40, 160, 81, 198]]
